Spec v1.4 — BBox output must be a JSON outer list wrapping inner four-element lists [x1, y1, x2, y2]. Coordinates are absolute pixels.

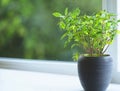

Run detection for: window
[[0, 0, 101, 61], [0, 0, 120, 84]]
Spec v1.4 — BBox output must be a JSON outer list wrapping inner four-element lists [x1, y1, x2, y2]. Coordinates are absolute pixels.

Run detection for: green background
[[0, 0, 101, 61]]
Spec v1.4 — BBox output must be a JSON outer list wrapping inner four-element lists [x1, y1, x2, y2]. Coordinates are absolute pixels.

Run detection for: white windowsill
[[0, 68, 120, 91], [0, 57, 78, 76]]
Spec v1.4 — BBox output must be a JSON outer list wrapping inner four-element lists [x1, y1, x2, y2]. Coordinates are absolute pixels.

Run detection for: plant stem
[[102, 44, 110, 54]]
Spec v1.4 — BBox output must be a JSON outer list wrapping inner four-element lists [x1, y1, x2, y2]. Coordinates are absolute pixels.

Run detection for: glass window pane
[[0, 0, 102, 61]]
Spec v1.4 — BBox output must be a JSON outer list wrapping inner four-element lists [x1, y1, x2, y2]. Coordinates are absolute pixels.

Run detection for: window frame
[[116, 0, 120, 72], [102, 0, 120, 83]]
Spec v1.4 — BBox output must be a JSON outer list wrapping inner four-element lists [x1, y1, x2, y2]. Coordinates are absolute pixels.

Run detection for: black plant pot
[[78, 55, 113, 91]]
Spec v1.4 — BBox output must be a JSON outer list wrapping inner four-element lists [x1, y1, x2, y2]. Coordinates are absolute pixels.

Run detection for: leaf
[[59, 21, 66, 29], [72, 52, 79, 61], [65, 8, 68, 15], [73, 8, 80, 16], [117, 19, 120, 22], [117, 30, 120, 34], [71, 44, 79, 49], [52, 12, 63, 17], [70, 8, 80, 18], [61, 33, 67, 40]]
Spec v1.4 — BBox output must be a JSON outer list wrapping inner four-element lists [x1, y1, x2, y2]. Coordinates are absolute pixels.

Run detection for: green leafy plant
[[53, 8, 120, 60]]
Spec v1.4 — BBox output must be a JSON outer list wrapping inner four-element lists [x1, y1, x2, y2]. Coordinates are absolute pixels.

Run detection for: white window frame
[[117, 0, 120, 72], [0, 0, 120, 84], [102, 0, 120, 83]]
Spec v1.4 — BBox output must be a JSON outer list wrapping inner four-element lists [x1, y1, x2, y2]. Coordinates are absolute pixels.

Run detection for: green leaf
[[117, 19, 120, 23], [73, 8, 80, 16], [59, 21, 66, 29], [72, 52, 79, 61], [53, 12, 63, 17], [65, 8, 68, 15], [117, 30, 120, 34], [61, 33, 67, 40], [71, 44, 79, 49]]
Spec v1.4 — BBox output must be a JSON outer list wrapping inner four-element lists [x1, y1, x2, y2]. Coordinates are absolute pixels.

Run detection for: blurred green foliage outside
[[0, 0, 101, 61]]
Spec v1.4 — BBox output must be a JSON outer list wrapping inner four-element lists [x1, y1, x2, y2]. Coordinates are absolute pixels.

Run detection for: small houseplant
[[53, 8, 120, 91]]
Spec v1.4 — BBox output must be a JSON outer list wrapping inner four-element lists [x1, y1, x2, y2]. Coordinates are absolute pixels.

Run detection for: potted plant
[[53, 8, 120, 91]]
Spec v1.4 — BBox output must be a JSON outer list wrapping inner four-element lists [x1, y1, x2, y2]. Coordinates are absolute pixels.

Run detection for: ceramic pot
[[78, 55, 113, 91]]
